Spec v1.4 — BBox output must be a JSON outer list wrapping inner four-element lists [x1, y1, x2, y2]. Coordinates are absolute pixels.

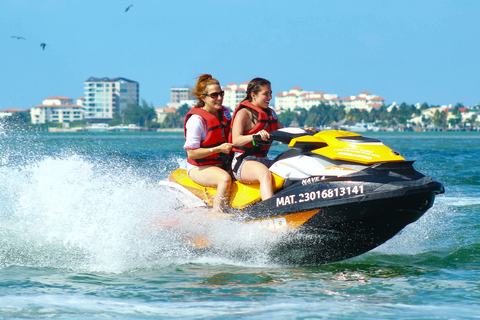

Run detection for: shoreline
[[47, 127, 184, 133], [44, 127, 479, 133], [156, 128, 183, 132]]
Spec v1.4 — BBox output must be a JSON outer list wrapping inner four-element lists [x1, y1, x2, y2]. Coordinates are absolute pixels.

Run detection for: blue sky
[[1, 0, 479, 110]]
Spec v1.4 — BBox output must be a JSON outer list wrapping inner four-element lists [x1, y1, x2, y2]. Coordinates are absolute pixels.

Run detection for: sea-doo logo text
[[302, 176, 322, 186], [251, 217, 287, 230], [276, 185, 365, 207], [334, 147, 380, 159]]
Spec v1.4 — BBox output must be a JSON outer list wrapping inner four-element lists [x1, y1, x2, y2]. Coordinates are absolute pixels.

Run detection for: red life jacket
[[184, 106, 231, 166], [230, 100, 279, 157]]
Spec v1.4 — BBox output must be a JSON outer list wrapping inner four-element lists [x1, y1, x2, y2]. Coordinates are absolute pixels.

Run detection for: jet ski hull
[[266, 188, 439, 264], [238, 161, 444, 264]]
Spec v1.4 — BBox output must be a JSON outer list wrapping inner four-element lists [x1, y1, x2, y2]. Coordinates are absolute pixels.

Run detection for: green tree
[[451, 103, 463, 116], [467, 114, 478, 128], [345, 108, 369, 123], [448, 105, 463, 128], [123, 99, 157, 128], [448, 116, 461, 128], [278, 110, 298, 127], [395, 103, 413, 125], [161, 104, 191, 128], [176, 104, 190, 118], [296, 108, 309, 126], [1, 111, 31, 124], [303, 104, 346, 127], [432, 110, 447, 128], [421, 115, 432, 126], [420, 103, 429, 110], [304, 106, 322, 127], [70, 120, 87, 127], [107, 118, 123, 126]]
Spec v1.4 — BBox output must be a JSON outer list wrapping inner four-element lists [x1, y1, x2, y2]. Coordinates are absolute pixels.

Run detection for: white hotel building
[[275, 88, 385, 111], [222, 82, 249, 110], [217, 83, 385, 112], [30, 96, 84, 124]]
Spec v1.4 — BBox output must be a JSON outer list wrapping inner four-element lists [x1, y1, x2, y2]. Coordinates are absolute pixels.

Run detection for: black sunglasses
[[204, 91, 225, 99]]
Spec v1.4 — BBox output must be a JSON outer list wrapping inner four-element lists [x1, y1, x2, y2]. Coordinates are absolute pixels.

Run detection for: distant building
[[222, 82, 249, 110], [155, 107, 176, 123], [84, 77, 139, 122], [170, 82, 385, 113], [168, 87, 195, 109], [275, 88, 385, 111], [171, 88, 192, 103], [169, 82, 252, 111], [30, 96, 84, 124], [0, 108, 28, 119], [167, 99, 197, 109]]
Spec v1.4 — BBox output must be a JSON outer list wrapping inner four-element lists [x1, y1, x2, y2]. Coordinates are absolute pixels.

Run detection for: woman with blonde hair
[[183, 74, 233, 211]]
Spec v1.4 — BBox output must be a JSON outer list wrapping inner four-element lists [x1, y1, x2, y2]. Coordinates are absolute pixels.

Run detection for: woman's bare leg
[[189, 166, 232, 211], [239, 160, 273, 201]]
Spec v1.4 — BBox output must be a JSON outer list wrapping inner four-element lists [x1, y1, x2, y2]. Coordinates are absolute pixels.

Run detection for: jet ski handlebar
[[252, 128, 315, 145]]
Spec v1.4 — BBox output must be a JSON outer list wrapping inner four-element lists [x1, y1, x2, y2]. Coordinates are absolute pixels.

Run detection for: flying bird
[[11, 36, 26, 40], [40, 43, 46, 50], [125, 4, 133, 12]]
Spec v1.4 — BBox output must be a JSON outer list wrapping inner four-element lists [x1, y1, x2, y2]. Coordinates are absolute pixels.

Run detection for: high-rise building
[[84, 77, 139, 122]]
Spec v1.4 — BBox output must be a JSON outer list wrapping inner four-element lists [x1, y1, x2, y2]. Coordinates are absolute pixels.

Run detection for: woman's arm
[[231, 109, 257, 147], [186, 145, 226, 159], [232, 109, 279, 146]]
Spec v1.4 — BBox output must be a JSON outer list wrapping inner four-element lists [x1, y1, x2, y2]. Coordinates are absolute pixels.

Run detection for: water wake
[[0, 155, 285, 272]]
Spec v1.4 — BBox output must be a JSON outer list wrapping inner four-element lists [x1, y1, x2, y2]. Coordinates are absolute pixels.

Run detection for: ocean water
[[0, 128, 479, 319]]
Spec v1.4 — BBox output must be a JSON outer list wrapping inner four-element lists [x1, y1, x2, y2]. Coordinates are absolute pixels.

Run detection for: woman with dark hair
[[183, 74, 233, 211], [229, 77, 283, 201]]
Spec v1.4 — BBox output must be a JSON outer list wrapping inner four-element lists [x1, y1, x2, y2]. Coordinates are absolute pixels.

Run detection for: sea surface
[[0, 127, 479, 319]]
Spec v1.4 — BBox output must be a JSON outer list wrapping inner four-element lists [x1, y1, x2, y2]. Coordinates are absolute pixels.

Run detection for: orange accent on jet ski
[[249, 210, 319, 231]]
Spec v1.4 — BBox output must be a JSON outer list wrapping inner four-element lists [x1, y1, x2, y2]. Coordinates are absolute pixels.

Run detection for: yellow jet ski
[[168, 128, 444, 264]]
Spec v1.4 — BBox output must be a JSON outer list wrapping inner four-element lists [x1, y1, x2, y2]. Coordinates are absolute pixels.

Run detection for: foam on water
[[371, 201, 449, 254], [0, 154, 287, 272], [443, 196, 480, 207]]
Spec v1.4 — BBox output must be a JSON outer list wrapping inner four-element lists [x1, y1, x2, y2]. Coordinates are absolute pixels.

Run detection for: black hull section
[[242, 162, 441, 219], [269, 190, 437, 265], [237, 162, 444, 265]]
